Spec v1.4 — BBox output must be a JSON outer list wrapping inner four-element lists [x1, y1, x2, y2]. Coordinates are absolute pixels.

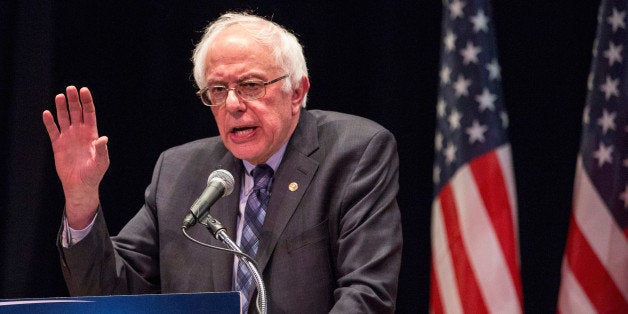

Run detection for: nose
[[224, 88, 246, 112]]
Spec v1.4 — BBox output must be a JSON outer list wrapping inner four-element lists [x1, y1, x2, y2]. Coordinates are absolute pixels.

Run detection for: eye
[[239, 81, 263, 94], [210, 86, 228, 95]]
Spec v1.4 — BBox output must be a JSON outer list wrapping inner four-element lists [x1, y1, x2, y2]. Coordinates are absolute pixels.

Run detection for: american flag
[[430, 0, 523, 313], [557, 0, 628, 312]]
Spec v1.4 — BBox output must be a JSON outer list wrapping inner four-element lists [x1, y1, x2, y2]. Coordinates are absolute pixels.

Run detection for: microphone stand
[[202, 215, 268, 314]]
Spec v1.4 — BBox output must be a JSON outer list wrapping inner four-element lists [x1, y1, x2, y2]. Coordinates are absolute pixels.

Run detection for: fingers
[[51, 85, 98, 128], [55, 92, 71, 130], [42, 110, 60, 142], [66, 86, 83, 126], [80, 87, 98, 128]]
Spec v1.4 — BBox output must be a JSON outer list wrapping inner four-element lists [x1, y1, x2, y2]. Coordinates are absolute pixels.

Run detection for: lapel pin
[[288, 182, 298, 192]]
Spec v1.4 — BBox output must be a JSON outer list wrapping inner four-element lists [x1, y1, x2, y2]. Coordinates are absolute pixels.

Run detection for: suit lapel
[[256, 111, 320, 273]]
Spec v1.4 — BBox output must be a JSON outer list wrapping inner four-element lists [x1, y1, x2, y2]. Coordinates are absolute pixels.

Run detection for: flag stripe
[[439, 184, 489, 314], [561, 157, 628, 312], [430, 215, 448, 313], [432, 198, 464, 314], [572, 159, 628, 296], [566, 215, 628, 312], [469, 146, 523, 304], [429, 266, 444, 314], [558, 259, 597, 314], [451, 155, 522, 313], [496, 145, 519, 232]]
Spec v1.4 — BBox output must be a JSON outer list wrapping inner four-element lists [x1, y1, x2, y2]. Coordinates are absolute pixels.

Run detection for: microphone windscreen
[[208, 169, 235, 196]]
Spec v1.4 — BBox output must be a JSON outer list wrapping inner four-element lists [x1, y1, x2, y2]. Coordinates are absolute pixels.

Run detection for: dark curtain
[[0, 1, 600, 312]]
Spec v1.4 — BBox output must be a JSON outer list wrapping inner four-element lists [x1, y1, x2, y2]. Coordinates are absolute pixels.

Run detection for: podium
[[0, 292, 240, 313]]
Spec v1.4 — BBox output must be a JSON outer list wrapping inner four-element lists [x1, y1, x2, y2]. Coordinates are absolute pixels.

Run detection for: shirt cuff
[[61, 213, 98, 248]]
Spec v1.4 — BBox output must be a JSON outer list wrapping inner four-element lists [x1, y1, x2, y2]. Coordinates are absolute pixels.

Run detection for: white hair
[[192, 12, 309, 107]]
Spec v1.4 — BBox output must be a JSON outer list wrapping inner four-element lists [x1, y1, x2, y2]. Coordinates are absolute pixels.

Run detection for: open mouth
[[232, 126, 256, 138]]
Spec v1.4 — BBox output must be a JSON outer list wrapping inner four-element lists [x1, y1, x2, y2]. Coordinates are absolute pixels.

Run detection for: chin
[[230, 149, 260, 164]]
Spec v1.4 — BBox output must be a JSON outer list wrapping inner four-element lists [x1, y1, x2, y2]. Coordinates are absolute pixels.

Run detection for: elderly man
[[43, 12, 402, 313]]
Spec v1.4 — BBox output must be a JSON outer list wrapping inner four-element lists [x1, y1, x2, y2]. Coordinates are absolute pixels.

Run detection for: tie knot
[[251, 164, 274, 190]]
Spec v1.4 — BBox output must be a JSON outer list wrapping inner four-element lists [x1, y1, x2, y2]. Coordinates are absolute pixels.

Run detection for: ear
[[291, 76, 310, 115]]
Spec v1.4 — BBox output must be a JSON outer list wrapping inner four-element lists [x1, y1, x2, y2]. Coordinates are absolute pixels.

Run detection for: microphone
[[182, 169, 235, 229]]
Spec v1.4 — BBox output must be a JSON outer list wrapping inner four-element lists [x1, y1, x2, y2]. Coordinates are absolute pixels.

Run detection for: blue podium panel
[[0, 292, 240, 313]]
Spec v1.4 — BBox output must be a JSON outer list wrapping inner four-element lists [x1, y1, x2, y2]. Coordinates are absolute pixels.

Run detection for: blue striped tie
[[236, 164, 273, 313]]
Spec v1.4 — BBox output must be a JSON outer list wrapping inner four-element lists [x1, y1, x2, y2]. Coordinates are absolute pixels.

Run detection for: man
[[42, 12, 402, 313]]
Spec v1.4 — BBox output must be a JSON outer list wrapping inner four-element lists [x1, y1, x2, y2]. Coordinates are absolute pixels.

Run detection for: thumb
[[93, 136, 110, 169]]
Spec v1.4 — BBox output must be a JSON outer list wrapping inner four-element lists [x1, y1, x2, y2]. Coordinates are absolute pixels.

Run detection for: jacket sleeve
[[58, 154, 165, 296]]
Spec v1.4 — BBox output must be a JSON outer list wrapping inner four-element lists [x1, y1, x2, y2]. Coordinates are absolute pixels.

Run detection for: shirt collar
[[242, 143, 288, 175]]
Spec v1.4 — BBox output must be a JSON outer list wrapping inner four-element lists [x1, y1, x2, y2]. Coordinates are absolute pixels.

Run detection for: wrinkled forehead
[[205, 25, 276, 66], [202, 33, 288, 84]]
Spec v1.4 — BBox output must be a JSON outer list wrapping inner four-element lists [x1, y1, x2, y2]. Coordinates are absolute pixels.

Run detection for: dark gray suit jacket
[[60, 109, 402, 313]]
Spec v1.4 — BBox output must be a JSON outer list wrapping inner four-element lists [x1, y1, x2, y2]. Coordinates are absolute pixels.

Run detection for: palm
[[52, 120, 106, 188]]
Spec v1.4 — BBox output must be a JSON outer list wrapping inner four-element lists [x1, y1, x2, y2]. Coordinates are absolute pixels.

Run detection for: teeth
[[234, 128, 254, 136]]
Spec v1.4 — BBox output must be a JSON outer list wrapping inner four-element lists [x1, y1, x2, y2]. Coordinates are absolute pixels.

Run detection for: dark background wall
[[0, 1, 600, 312]]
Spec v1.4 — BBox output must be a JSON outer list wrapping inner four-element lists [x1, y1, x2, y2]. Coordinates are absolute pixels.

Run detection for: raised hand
[[42, 86, 110, 229]]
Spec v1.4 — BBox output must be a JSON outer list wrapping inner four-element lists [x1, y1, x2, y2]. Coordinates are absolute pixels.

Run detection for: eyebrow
[[206, 74, 266, 86]]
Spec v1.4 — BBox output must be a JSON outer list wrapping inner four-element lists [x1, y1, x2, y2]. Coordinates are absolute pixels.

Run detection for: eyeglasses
[[196, 74, 289, 107]]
